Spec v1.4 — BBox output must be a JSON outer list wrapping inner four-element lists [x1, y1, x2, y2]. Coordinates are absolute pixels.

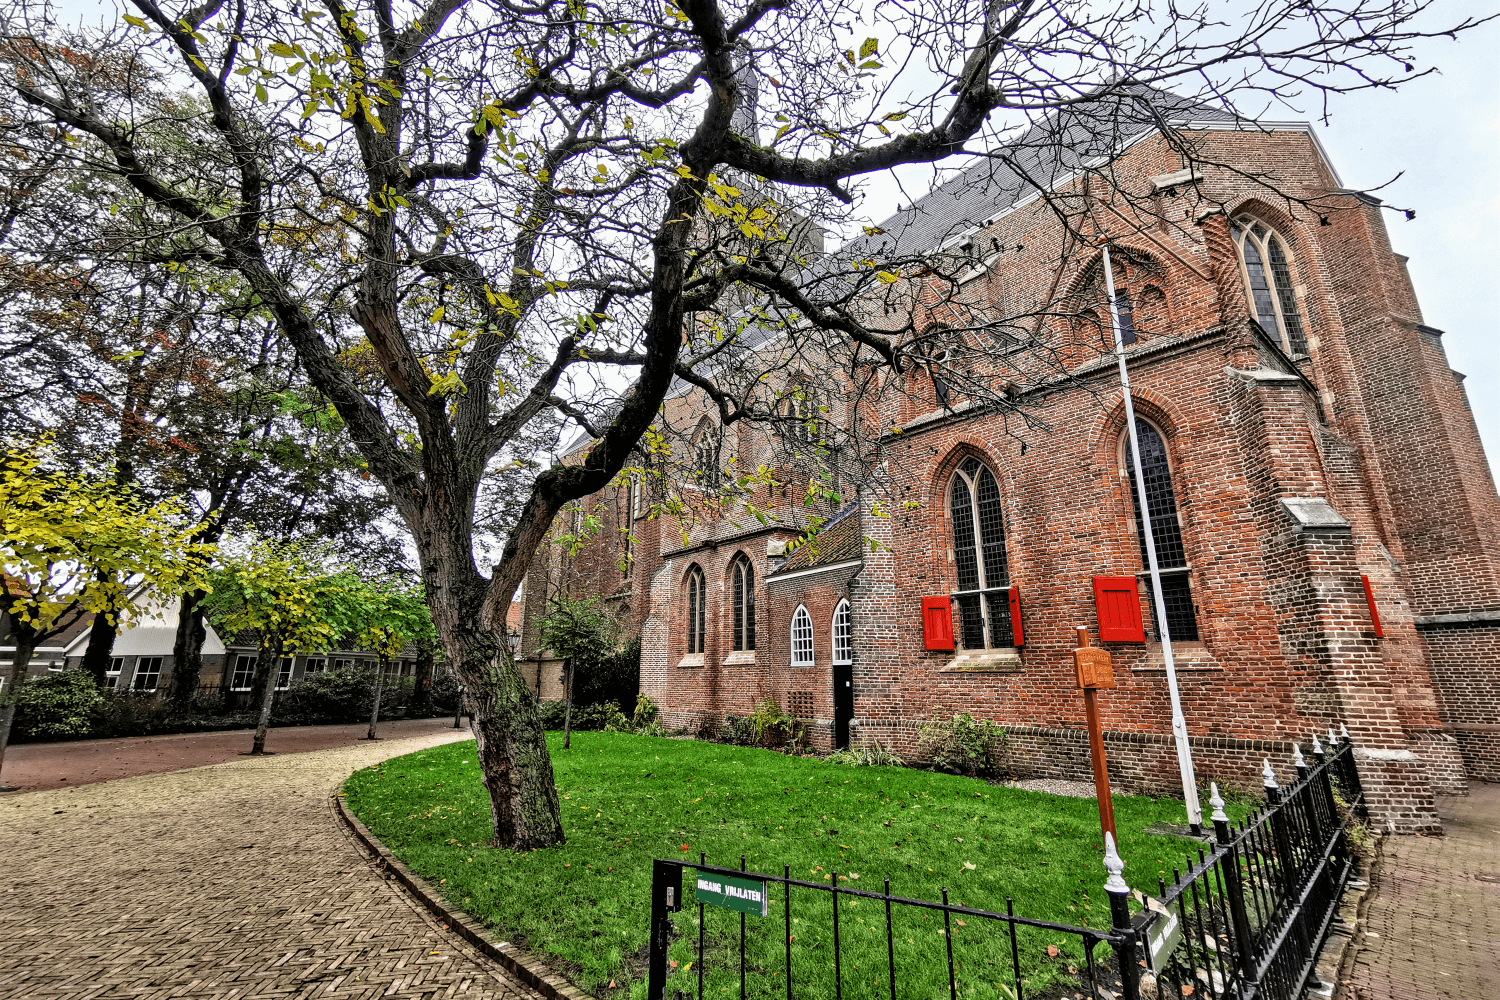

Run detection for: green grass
[[343, 732, 1239, 999]]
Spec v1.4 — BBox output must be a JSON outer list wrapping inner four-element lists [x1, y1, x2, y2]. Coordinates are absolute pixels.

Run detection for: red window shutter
[[1008, 586, 1025, 646], [922, 596, 954, 651], [1361, 574, 1385, 638], [1093, 576, 1146, 642]]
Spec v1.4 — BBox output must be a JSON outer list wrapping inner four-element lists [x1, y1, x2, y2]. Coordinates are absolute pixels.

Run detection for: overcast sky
[[40, 0, 1500, 482]]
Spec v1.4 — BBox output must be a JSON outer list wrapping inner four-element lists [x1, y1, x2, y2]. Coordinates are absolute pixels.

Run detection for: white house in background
[[60, 591, 228, 691]]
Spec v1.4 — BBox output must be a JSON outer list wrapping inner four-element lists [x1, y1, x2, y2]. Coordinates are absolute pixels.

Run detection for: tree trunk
[[80, 577, 119, 689], [366, 657, 386, 740], [0, 637, 38, 788], [562, 657, 575, 750], [447, 625, 564, 849], [167, 588, 210, 712], [249, 637, 283, 755], [413, 645, 434, 716]]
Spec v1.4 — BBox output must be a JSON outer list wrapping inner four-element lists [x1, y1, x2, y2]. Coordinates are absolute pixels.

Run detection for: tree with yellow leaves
[[0, 439, 213, 788]]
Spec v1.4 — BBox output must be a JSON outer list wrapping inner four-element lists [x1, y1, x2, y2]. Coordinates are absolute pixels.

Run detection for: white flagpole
[[1102, 245, 1203, 831]]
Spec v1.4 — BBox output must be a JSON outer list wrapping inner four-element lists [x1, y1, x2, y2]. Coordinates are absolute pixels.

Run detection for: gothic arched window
[[686, 565, 707, 655], [791, 605, 814, 666], [731, 556, 756, 651], [949, 457, 1013, 649], [1231, 218, 1309, 356], [904, 326, 965, 408], [692, 419, 721, 488], [831, 600, 852, 664], [1122, 421, 1199, 641]]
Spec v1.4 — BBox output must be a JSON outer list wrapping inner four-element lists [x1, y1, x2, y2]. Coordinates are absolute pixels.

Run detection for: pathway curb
[[334, 792, 593, 1000]]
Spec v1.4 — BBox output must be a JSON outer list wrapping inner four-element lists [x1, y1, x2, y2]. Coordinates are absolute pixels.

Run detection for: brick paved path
[[1337, 781, 1500, 999], [0, 730, 541, 1000]]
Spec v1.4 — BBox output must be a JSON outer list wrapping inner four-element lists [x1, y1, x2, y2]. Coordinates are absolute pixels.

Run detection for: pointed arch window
[[1122, 422, 1199, 641], [692, 420, 721, 488], [686, 565, 707, 654], [1231, 218, 1309, 356], [904, 326, 965, 408], [949, 457, 1013, 649], [831, 600, 852, 664], [731, 556, 756, 651], [791, 605, 814, 666]]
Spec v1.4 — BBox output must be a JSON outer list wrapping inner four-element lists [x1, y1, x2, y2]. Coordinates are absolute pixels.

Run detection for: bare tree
[[2, 0, 1484, 848]]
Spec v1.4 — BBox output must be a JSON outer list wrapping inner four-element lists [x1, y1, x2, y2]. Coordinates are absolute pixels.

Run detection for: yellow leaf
[[875, 270, 900, 283], [859, 37, 879, 58], [123, 13, 148, 28], [430, 306, 446, 324]]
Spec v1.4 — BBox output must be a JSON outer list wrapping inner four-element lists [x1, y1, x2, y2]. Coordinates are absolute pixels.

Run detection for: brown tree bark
[[249, 636, 284, 755], [167, 588, 210, 712], [365, 657, 386, 740], [0, 635, 38, 789], [79, 579, 118, 689], [561, 657, 575, 751]]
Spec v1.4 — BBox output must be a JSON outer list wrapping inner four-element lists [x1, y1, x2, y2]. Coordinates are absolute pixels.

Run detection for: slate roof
[[771, 502, 863, 575]]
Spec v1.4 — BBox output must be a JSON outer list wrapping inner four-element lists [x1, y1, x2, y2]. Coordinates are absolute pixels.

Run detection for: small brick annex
[[519, 113, 1500, 834]]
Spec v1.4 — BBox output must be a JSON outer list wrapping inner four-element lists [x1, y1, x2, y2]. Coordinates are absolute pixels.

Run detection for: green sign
[[695, 873, 768, 917]]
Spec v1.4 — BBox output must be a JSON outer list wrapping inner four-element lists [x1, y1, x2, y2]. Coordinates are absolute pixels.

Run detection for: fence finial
[[1311, 733, 1324, 755], [1292, 743, 1306, 768], [1327, 726, 1339, 746], [1209, 782, 1229, 823], [1102, 831, 1129, 893], [1340, 722, 1351, 742], [1261, 758, 1279, 790]]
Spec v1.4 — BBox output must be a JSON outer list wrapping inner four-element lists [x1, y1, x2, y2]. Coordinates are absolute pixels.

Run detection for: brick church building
[[519, 94, 1499, 833]]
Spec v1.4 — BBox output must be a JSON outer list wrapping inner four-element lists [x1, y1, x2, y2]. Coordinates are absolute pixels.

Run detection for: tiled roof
[[772, 503, 863, 574]]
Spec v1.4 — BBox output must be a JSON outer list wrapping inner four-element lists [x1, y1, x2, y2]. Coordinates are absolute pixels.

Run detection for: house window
[[276, 657, 293, 690], [780, 377, 820, 445], [131, 657, 163, 691], [334, 657, 354, 670], [1231, 218, 1309, 355], [791, 605, 814, 666], [1122, 421, 1200, 641], [106, 656, 125, 689], [832, 600, 852, 664], [304, 657, 326, 675], [686, 565, 707, 655], [731, 556, 756, 651], [230, 654, 257, 691], [949, 457, 1013, 649], [1112, 290, 1136, 346]]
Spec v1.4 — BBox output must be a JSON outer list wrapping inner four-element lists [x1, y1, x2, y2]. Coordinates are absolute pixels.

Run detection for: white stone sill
[[721, 651, 757, 667], [677, 654, 704, 669], [940, 649, 1023, 673], [1129, 642, 1222, 673]]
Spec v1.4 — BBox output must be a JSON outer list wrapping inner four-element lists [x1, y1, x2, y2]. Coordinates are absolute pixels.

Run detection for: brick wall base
[[1354, 748, 1442, 833], [1453, 729, 1500, 782], [1410, 730, 1469, 795]]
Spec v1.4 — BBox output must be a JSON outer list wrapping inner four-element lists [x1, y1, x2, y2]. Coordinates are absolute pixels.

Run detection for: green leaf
[[255, 83, 268, 103], [268, 41, 297, 57], [122, 13, 149, 28], [301, 98, 321, 119]]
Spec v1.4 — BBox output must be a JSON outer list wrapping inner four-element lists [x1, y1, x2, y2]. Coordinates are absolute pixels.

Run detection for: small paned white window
[[791, 605, 814, 666], [106, 656, 126, 688], [231, 654, 257, 691], [832, 600, 852, 664], [275, 656, 294, 690], [132, 657, 163, 692], [304, 657, 326, 675]]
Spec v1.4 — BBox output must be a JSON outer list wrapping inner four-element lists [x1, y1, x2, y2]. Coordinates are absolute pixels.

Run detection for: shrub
[[536, 699, 618, 732], [918, 710, 1005, 778], [604, 695, 665, 736], [748, 698, 797, 749], [430, 671, 461, 713], [283, 665, 376, 723], [825, 740, 905, 767], [720, 714, 756, 746], [13, 670, 105, 738]]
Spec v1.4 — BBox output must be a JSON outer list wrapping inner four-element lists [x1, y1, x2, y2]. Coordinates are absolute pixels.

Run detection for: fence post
[[647, 859, 681, 1000], [1209, 783, 1258, 990], [1263, 759, 1301, 901], [1103, 832, 1142, 1000]]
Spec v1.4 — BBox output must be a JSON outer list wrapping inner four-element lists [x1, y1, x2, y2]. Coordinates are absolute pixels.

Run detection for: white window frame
[[106, 656, 126, 689], [831, 600, 852, 665], [275, 656, 294, 690], [303, 656, 326, 675], [131, 656, 164, 692], [230, 654, 257, 691], [791, 605, 814, 666]]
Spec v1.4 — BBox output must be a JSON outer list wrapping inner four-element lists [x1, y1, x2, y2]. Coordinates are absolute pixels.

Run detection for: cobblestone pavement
[[1337, 781, 1500, 999], [0, 730, 541, 1000]]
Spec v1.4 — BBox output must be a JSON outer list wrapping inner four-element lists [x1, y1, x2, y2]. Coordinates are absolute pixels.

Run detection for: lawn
[[343, 732, 1236, 999]]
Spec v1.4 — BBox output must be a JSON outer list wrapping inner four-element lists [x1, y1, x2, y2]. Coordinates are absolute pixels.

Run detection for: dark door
[[833, 662, 853, 749]]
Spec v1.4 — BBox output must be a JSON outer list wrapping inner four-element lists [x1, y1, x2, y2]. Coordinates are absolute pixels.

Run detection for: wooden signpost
[[1074, 626, 1117, 840]]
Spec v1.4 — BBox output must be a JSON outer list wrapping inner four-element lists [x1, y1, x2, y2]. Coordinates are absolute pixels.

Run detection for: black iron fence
[[647, 851, 1142, 1000], [1138, 730, 1365, 1000], [645, 728, 1366, 1000]]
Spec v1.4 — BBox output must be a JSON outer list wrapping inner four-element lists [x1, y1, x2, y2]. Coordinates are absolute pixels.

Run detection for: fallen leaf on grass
[[1047, 945, 1059, 957]]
